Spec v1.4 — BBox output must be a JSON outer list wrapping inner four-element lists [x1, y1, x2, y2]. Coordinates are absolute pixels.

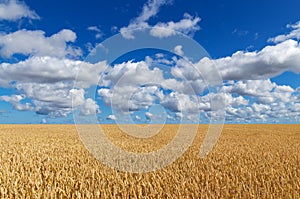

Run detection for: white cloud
[[135, 115, 141, 120], [121, 14, 200, 39], [252, 103, 271, 113], [107, 114, 117, 120], [80, 98, 100, 116], [0, 29, 81, 58], [1, 52, 299, 122], [96, 59, 206, 120], [173, 45, 184, 56], [0, 0, 39, 21], [145, 112, 153, 120], [0, 18, 299, 123], [175, 112, 183, 119], [136, 0, 172, 23], [0, 55, 109, 117], [212, 39, 300, 80], [120, 0, 171, 39], [97, 61, 164, 114], [120, 0, 200, 39], [19, 84, 85, 117], [98, 85, 162, 114], [150, 13, 200, 38], [120, 22, 149, 39], [171, 57, 201, 81], [0, 56, 108, 87], [222, 80, 296, 104], [103, 60, 164, 86], [87, 26, 103, 39], [167, 114, 174, 120], [272, 85, 295, 103], [161, 92, 200, 114], [182, 21, 300, 84], [268, 21, 300, 43], [129, 86, 161, 111], [222, 80, 276, 97], [161, 78, 206, 95], [0, 94, 32, 111], [217, 80, 299, 122], [87, 26, 101, 32]]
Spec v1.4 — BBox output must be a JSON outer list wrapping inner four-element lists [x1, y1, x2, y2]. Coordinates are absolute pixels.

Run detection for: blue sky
[[0, 0, 300, 124]]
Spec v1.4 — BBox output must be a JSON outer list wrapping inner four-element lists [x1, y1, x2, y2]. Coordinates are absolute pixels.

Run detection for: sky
[[0, 0, 300, 124]]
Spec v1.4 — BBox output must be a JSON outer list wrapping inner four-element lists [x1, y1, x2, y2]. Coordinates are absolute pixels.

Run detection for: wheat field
[[0, 124, 299, 198]]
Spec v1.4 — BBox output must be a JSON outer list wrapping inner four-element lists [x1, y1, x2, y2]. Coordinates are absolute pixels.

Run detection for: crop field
[[0, 124, 299, 198]]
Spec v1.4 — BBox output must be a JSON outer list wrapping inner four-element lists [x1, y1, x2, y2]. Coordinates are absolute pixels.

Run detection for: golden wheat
[[0, 124, 299, 198]]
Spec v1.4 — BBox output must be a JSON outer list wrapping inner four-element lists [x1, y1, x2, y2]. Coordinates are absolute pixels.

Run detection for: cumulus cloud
[[120, 0, 171, 39], [173, 45, 184, 56], [1, 13, 300, 123], [96, 59, 207, 121], [5, 84, 98, 118], [171, 57, 202, 81], [136, 0, 172, 23], [98, 60, 164, 114], [150, 13, 200, 38], [177, 21, 300, 84], [0, 56, 108, 87], [93, 49, 300, 123], [0, 29, 81, 58], [0, 55, 108, 118], [161, 92, 199, 113], [0, 0, 39, 21], [1, 51, 299, 122], [103, 60, 164, 86], [218, 80, 299, 122], [120, 0, 200, 39], [268, 21, 300, 43], [145, 112, 153, 120], [107, 114, 117, 120], [223, 80, 296, 105], [211, 39, 300, 80], [221, 80, 276, 97], [17, 84, 85, 117], [80, 98, 100, 116], [135, 115, 141, 121], [0, 94, 32, 111]]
